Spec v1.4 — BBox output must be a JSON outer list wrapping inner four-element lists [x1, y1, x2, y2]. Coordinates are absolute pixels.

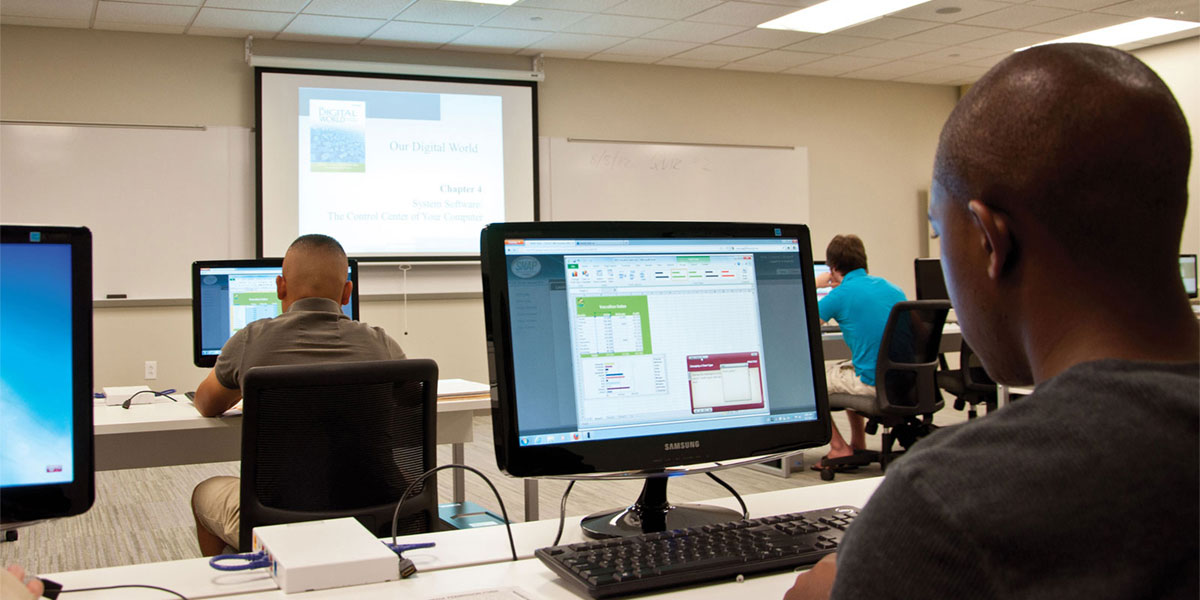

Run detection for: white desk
[[93, 381, 490, 504], [821, 322, 962, 361], [45, 477, 883, 599]]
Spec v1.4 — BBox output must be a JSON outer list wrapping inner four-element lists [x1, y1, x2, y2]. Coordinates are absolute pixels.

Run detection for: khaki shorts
[[825, 359, 876, 397], [192, 476, 241, 551]]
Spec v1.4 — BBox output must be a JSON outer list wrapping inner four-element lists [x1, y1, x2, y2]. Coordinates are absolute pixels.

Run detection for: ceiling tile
[[784, 55, 890, 77], [518, 0, 623, 12], [732, 49, 827, 68], [190, 8, 293, 36], [364, 20, 472, 46], [783, 34, 880, 54], [96, 1, 195, 25], [591, 53, 660, 64], [444, 26, 550, 50], [643, 20, 746, 43], [896, 64, 990, 85], [304, 0, 410, 19], [120, 0, 199, 5], [1098, 0, 1199, 20], [889, 0, 1015, 24], [565, 13, 673, 36], [205, 0, 308, 10], [848, 39, 943, 59], [1027, 0, 1120, 9], [721, 61, 791, 73], [521, 32, 627, 57], [963, 52, 1010, 69], [672, 44, 765, 61], [657, 57, 730, 68], [94, 21, 187, 34], [1025, 11, 1133, 34], [397, 0, 505, 26], [844, 60, 942, 80], [910, 44, 1005, 64], [686, 2, 799, 27], [483, 7, 591, 31], [0, 0, 93, 19], [961, 29, 1058, 49], [899, 24, 1008, 45], [597, 37, 699, 58], [837, 17, 943, 40], [711, 27, 816, 48], [608, 0, 724, 20], [278, 14, 384, 41], [960, 4, 1079, 28], [0, 15, 90, 28]]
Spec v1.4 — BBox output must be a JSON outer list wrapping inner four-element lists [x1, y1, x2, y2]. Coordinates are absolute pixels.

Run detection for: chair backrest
[[239, 358, 438, 551], [874, 300, 951, 417], [959, 340, 998, 393]]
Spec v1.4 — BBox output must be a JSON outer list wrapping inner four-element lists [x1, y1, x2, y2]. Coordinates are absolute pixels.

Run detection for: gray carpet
[[1, 409, 968, 575]]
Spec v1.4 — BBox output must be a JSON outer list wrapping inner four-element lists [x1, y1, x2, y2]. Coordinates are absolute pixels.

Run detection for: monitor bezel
[[191, 258, 360, 368], [481, 221, 832, 478], [1, 224, 95, 525], [1181, 254, 1198, 299]]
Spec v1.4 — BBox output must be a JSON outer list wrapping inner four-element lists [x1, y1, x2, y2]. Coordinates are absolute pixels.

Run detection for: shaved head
[[935, 43, 1190, 273], [279, 234, 350, 308]]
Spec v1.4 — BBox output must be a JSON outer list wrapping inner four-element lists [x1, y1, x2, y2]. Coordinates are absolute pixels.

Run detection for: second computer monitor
[[1181, 254, 1197, 299], [914, 258, 949, 301], [192, 259, 359, 368]]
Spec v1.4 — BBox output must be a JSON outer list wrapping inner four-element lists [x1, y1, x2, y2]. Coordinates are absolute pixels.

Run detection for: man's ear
[[967, 199, 1013, 280], [276, 275, 287, 300], [341, 280, 353, 306]]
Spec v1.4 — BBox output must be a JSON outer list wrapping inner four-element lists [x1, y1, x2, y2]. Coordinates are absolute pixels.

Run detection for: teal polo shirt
[[818, 268, 906, 386]]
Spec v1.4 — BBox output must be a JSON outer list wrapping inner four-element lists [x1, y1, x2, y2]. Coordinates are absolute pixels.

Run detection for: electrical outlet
[[144, 361, 158, 380]]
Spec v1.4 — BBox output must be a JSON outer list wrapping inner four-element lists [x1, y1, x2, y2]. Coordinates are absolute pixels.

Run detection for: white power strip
[[252, 518, 399, 594]]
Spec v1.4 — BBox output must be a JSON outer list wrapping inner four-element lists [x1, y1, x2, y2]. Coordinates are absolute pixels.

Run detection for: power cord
[[121, 388, 177, 409], [391, 464, 518, 562], [705, 472, 749, 519], [59, 584, 188, 599], [552, 480, 576, 546]]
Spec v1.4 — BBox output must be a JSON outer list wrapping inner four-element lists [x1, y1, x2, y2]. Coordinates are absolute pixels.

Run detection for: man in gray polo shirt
[[190, 234, 406, 555]]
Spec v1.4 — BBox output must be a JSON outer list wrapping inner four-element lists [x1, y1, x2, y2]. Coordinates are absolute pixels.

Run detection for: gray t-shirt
[[832, 359, 1199, 599], [214, 296, 406, 390]]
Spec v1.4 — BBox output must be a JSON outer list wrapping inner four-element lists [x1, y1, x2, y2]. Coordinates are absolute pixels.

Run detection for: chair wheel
[[820, 468, 835, 481]]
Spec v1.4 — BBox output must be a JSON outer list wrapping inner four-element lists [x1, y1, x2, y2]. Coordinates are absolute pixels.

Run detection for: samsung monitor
[[1181, 254, 1197, 299], [192, 259, 360, 368], [914, 258, 949, 301], [481, 221, 831, 538], [814, 260, 832, 302], [1, 224, 95, 525]]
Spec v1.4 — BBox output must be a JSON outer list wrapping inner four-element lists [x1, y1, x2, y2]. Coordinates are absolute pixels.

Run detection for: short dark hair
[[826, 235, 867, 273], [289, 234, 346, 258]]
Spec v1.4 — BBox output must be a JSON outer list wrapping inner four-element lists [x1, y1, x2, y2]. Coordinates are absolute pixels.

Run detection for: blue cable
[[384, 541, 435, 556], [209, 551, 271, 571]]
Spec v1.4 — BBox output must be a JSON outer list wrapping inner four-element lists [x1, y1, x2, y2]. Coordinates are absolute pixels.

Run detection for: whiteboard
[[542, 137, 809, 224], [0, 123, 254, 300]]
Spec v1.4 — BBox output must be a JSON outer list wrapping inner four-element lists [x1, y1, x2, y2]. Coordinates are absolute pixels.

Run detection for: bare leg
[[827, 422, 853, 459], [847, 411, 867, 451], [194, 514, 227, 557]]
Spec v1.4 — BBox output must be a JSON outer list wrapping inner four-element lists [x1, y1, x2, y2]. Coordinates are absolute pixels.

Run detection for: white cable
[[398, 264, 411, 335]]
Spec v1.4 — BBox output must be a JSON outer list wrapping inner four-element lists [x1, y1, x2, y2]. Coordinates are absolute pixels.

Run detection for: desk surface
[[46, 478, 883, 599]]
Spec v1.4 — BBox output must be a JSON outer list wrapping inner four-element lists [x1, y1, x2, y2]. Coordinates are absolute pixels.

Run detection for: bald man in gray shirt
[[190, 234, 406, 554]]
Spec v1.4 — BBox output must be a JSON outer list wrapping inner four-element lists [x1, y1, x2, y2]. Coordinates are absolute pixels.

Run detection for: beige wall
[[3, 25, 1195, 390]]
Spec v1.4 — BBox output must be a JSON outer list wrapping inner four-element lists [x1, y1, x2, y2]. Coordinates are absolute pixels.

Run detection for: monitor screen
[[482, 222, 831, 479], [1181, 254, 1197, 299], [192, 259, 360, 368], [1, 225, 94, 524], [914, 258, 949, 301], [814, 260, 832, 302]]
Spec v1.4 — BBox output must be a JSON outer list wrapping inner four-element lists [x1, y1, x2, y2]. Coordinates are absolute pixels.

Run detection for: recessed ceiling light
[[1017, 17, 1200, 51], [758, 0, 933, 34], [935, 7, 962, 15], [441, 0, 519, 5]]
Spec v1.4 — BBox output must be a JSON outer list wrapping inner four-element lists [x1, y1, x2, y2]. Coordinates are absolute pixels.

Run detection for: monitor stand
[[580, 475, 741, 539]]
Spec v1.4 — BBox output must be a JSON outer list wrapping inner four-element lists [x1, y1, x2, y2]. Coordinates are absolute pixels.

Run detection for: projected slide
[[297, 88, 505, 255]]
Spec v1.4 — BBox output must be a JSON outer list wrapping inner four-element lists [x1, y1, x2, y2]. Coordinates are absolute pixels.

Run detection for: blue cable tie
[[384, 541, 435, 556], [209, 551, 271, 571], [154, 388, 176, 396]]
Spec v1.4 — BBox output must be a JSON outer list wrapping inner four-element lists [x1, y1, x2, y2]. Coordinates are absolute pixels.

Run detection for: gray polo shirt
[[213, 296, 406, 390]]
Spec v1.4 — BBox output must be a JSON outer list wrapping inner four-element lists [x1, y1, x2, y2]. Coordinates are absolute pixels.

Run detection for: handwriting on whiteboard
[[589, 148, 713, 173]]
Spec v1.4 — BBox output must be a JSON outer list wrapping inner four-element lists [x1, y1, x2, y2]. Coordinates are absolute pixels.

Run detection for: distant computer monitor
[[814, 260, 832, 302], [1181, 254, 1197, 299], [1, 225, 95, 525], [481, 221, 831, 538], [914, 258, 949, 301], [192, 259, 360, 368]]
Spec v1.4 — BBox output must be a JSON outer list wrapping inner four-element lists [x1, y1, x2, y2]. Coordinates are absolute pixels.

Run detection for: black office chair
[[823, 300, 950, 480], [238, 359, 440, 551], [937, 340, 998, 419]]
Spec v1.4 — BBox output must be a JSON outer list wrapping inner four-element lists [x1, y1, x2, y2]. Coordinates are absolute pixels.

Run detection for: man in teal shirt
[[814, 235, 906, 471]]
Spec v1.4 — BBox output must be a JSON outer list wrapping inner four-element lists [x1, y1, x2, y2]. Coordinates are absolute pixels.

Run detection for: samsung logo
[[664, 441, 700, 451]]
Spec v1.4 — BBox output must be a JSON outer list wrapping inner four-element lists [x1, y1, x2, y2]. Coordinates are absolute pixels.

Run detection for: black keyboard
[[535, 505, 859, 598]]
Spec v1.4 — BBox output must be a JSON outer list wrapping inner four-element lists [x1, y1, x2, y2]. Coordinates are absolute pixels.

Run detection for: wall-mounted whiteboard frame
[[540, 137, 809, 225]]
